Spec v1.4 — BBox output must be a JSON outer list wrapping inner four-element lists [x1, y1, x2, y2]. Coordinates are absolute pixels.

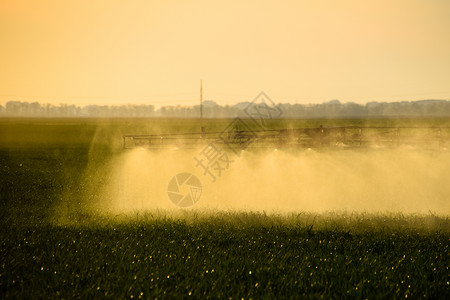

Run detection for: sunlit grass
[[50, 209, 450, 234], [2, 211, 449, 298]]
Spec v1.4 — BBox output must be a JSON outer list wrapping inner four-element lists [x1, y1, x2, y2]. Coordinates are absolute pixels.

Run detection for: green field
[[1, 118, 449, 298]]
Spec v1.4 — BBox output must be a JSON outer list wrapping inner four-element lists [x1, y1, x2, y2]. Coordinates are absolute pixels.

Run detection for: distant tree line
[[1, 99, 450, 118]]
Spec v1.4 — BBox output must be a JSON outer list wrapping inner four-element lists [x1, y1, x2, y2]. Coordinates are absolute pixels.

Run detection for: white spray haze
[[82, 146, 450, 216]]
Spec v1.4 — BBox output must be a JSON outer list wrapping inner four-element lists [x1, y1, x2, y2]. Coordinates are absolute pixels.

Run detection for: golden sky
[[1, 0, 449, 107]]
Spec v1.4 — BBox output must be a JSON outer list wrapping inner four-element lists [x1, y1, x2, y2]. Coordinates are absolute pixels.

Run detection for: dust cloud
[[80, 146, 450, 216]]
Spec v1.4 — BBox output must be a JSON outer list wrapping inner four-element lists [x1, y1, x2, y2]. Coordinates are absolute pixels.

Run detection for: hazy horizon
[[2, 97, 450, 110]]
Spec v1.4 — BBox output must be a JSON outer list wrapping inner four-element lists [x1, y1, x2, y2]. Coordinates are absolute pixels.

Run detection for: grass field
[[1, 118, 449, 298]]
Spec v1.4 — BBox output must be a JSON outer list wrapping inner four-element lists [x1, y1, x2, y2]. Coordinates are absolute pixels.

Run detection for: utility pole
[[200, 80, 203, 120], [200, 80, 205, 137]]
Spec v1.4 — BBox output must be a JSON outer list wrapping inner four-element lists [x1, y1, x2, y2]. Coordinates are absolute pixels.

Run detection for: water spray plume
[[78, 147, 450, 216]]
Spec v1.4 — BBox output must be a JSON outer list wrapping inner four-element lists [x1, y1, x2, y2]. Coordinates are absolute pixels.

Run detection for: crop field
[[1, 118, 449, 298]]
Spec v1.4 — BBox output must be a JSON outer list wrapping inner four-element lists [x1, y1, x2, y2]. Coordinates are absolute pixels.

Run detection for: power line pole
[[200, 79, 203, 120], [200, 80, 205, 137]]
